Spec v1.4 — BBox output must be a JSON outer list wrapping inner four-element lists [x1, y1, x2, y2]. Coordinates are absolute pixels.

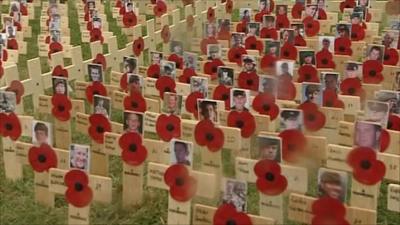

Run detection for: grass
[[1, 0, 400, 225]]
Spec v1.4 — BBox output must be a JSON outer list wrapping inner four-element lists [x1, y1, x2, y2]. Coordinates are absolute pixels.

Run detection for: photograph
[[69, 144, 90, 172], [10, 1, 20, 13], [292, 23, 305, 38], [170, 40, 184, 56], [0, 45, 3, 61], [170, 139, 193, 167], [183, 52, 197, 70], [125, 1, 134, 13], [257, 135, 281, 162], [354, 120, 382, 151], [49, 14, 61, 31], [32, 120, 53, 146], [123, 56, 138, 74], [150, 51, 163, 65], [6, 25, 16, 39], [160, 60, 177, 79], [0, 91, 16, 113], [190, 76, 208, 98], [263, 15, 275, 29], [344, 61, 362, 79], [198, 99, 219, 124], [50, 29, 61, 43], [350, 11, 363, 25], [357, 0, 370, 7], [230, 88, 250, 112], [381, 30, 399, 49], [317, 168, 348, 203], [217, 66, 234, 86], [366, 44, 385, 62], [127, 73, 143, 93], [231, 32, 245, 48], [93, 95, 111, 118], [204, 22, 217, 38], [123, 110, 144, 135], [305, 4, 319, 19], [365, 100, 390, 127], [302, 82, 322, 106], [276, 4, 288, 16], [279, 109, 303, 131], [207, 44, 222, 60], [336, 23, 352, 39], [0, 33, 7, 47], [276, 60, 294, 80], [394, 71, 400, 91], [88, 63, 103, 82], [259, 75, 277, 96], [87, 0, 96, 10], [280, 29, 295, 45], [92, 16, 102, 29], [264, 40, 280, 57], [218, 19, 231, 37], [319, 36, 335, 53], [375, 90, 400, 114], [242, 55, 257, 73], [246, 22, 260, 37], [321, 72, 340, 92], [162, 92, 183, 116], [240, 8, 252, 22], [259, 0, 270, 12], [52, 76, 68, 96], [221, 179, 247, 212], [299, 50, 316, 66]]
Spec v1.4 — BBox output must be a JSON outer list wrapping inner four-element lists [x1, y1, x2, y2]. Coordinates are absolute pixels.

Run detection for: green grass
[[1, 0, 400, 225]]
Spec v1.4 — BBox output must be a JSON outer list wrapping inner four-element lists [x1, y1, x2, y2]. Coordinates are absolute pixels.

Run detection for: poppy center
[[325, 100, 333, 107], [129, 144, 137, 152], [164, 87, 171, 92], [234, 53, 241, 59], [93, 91, 100, 96], [266, 34, 271, 38], [305, 74, 311, 80], [307, 114, 315, 121], [131, 101, 138, 108], [250, 44, 257, 49], [212, 66, 218, 73], [226, 219, 237, 225], [384, 54, 389, 60], [265, 172, 275, 181], [57, 105, 65, 112], [96, 126, 104, 133], [283, 51, 289, 57], [278, 23, 283, 28], [137, 44, 141, 50], [5, 123, 13, 131], [74, 182, 84, 192], [351, 33, 357, 38], [339, 46, 345, 52], [369, 70, 376, 77], [166, 124, 175, 131], [175, 177, 185, 186], [306, 23, 313, 29], [246, 79, 253, 85], [235, 120, 244, 128], [206, 133, 214, 141], [388, 121, 393, 129], [38, 154, 47, 163], [348, 87, 355, 95], [360, 160, 371, 170], [288, 144, 295, 151], [262, 104, 270, 111], [321, 58, 328, 65]]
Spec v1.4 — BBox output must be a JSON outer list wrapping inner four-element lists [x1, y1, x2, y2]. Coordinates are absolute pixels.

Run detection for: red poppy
[[119, 132, 147, 166], [52, 65, 68, 77], [347, 147, 386, 185], [86, 21, 93, 31], [244, 36, 263, 53], [340, 0, 356, 12], [298, 102, 326, 131], [312, 197, 348, 225], [351, 24, 365, 41], [318, 9, 327, 20], [238, 71, 259, 91], [276, 14, 290, 29], [291, 2, 304, 19], [387, 114, 400, 131], [115, 0, 122, 7], [334, 37, 353, 56], [225, 0, 233, 14], [0, 112, 22, 141], [28, 144, 58, 173], [122, 11, 137, 27], [153, 0, 167, 17], [20, 4, 28, 15], [147, 64, 161, 78], [7, 39, 18, 50], [64, 170, 93, 208], [207, 7, 215, 23], [280, 43, 297, 60], [85, 81, 107, 104], [92, 54, 107, 70], [236, 21, 247, 33], [90, 28, 104, 43], [380, 129, 390, 152], [204, 59, 224, 80], [253, 93, 279, 120], [88, 114, 111, 144], [255, 11, 267, 23], [227, 111, 256, 138], [155, 76, 176, 98], [132, 37, 144, 56], [48, 42, 63, 58], [278, 129, 306, 163], [213, 204, 252, 225], [1, 48, 8, 61], [260, 27, 278, 40], [297, 65, 319, 83], [277, 78, 296, 100], [213, 85, 231, 110], [51, 94, 72, 121], [194, 119, 224, 152], [294, 35, 307, 46], [200, 37, 219, 55], [123, 92, 147, 112], [5, 80, 24, 104], [228, 47, 247, 65], [303, 16, 320, 37], [383, 48, 399, 66], [316, 49, 335, 69], [161, 25, 171, 43], [323, 89, 345, 108], [168, 54, 183, 69], [185, 91, 204, 118], [120, 73, 129, 91], [164, 164, 197, 202], [0, 65, 3, 79], [365, 11, 372, 22], [362, 60, 383, 84], [179, 68, 196, 83], [260, 54, 277, 72], [156, 114, 181, 141], [254, 159, 287, 195], [340, 78, 363, 96]]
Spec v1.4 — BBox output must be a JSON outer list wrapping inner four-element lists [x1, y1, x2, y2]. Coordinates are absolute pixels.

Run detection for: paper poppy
[[228, 47, 247, 65], [123, 11, 137, 27], [7, 39, 18, 50], [298, 102, 326, 131], [64, 169, 93, 208], [115, 0, 122, 7], [179, 68, 196, 83], [323, 89, 344, 108], [194, 119, 224, 152], [277, 78, 296, 100], [123, 92, 147, 113], [340, 78, 364, 97], [51, 94, 72, 121], [119, 73, 129, 91], [90, 28, 104, 43], [52, 65, 68, 77], [318, 9, 327, 20], [238, 71, 259, 91], [207, 7, 215, 23], [147, 64, 161, 79], [153, 0, 167, 17], [278, 129, 306, 162], [156, 114, 181, 141], [88, 113, 111, 144], [225, 0, 233, 14], [236, 21, 247, 33], [200, 37, 219, 55], [303, 16, 320, 37], [213, 85, 231, 110], [0, 112, 21, 141], [312, 197, 348, 225], [383, 48, 399, 66], [28, 144, 58, 173], [252, 93, 279, 120], [227, 111, 256, 138], [168, 54, 183, 69], [5, 80, 24, 104], [161, 25, 171, 43], [362, 60, 383, 84], [297, 65, 319, 83], [254, 159, 288, 195], [291, 2, 304, 19], [380, 129, 390, 152], [164, 164, 197, 202], [13, 21, 22, 31], [255, 11, 267, 23], [213, 204, 252, 225], [260, 54, 277, 72], [347, 147, 386, 185], [340, 0, 356, 12], [204, 59, 224, 80], [132, 37, 144, 57], [294, 35, 307, 46], [119, 132, 147, 166], [155, 76, 176, 98], [48, 42, 63, 58], [280, 43, 297, 60], [351, 24, 365, 41], [85, 81, 107, 104], [0, 65, 3, 79], [86, 21, 93, 31], [316, 49, 335, 69], [119, 5, 126, 15], [185, 91, 204, 118], [260, 27, 278, 40], [276, 14, 290, 29], [1, 48, 8, 61], [92, 54, 107, 70], [20, 4, 28, 15], [387, 114, 400, 131], [244, 36, 263, 53], [334, 37, 353, 56]]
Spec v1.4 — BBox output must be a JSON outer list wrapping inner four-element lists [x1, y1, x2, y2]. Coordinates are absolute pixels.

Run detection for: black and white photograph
[[381, 30, 399, 49], [122, 56, 138, 74], [190, 76, 208, 98], [0, 91, 16, 113], [162, 92, 182, 116], [160, 60, 177, 79], [217, 66, 234, 86], [170, 40, 184, 56], [280, 29, 295, 45], [259, 75, 277, 96], [276, 60, 294, 80], [319, 36, 335, 53], [204, 22, 217, 38], [231, 32, 246, 48], [93, 95, 111, 118], [365, 100, 390, 127], [183, 52, 197, 70], [69, 144, 90, 172], [230, 88, 250, 112], [170, 139, 193, 167], [198, 99, 219, 124], [88, 63, 103, 82], [221, 179, 247, 212], [375, 90, 400, 114], [207, 44, 222, 60], [242, 55, 257, 73], [150, 51, 163, 65], [279, 109, 303, 131], [239, 8, 252, 22], [257, 135, 282, 162], [321, 72, 340, 92], [52, 76, 68, 96]]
